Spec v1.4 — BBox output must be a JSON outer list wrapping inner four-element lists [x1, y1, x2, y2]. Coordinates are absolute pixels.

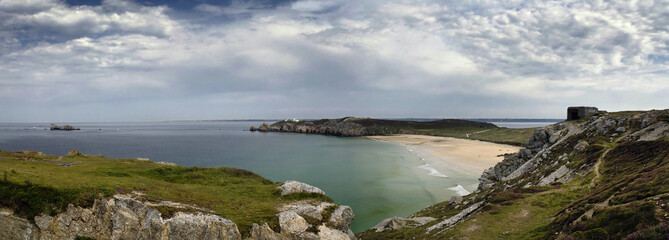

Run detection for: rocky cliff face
[[479, 109, 669, 190], [478, 122, 580, 190], [251, 118, 369, 136], [1, 181, 356, 240]]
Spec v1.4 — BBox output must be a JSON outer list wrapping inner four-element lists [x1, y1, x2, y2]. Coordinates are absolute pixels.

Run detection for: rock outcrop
[[269, 201, 356, 240], [279, 180, 325, 196], [425, 202, 483, 233], [371, 216, 436, 232], [1, 180, 356, 240], [478, 122, 579, 190], [1, 196, 241, 240]]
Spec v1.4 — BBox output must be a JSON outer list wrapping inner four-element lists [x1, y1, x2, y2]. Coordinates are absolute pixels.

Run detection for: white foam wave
[[417, 164, 448, 178], [448, 185, 471, 196]]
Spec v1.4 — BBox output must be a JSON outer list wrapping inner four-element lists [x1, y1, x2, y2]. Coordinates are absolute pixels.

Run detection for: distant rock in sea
[[50, 124, 80, 131]]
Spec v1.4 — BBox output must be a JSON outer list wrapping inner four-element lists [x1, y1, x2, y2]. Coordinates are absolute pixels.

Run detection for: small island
[[50, 124, 80, 131]]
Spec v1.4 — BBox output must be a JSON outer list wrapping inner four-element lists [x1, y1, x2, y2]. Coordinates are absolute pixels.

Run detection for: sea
[[0, 120, 559, 232]]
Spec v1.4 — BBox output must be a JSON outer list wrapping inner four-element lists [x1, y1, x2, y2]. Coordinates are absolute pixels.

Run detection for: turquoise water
[[0, 121, 488, 232]]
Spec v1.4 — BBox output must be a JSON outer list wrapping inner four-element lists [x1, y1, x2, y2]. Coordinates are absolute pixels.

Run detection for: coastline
[[366, 134, 522, 191]]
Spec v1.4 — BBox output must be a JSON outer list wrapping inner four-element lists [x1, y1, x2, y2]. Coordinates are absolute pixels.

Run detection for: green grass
[[606, 111, 646, 118], [442, 187, 585, 239], [0, 151, 329, 237], [357, 183, 587, 240], [572, 202, 659, 239], [547, 140, 669, 239], [373, 120, 536, 146], [469, 127, 537, 146], [393, 126, 535, 146]]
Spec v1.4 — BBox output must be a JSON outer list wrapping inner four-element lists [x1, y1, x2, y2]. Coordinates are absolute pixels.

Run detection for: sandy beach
[[366, 134, 521, 178]]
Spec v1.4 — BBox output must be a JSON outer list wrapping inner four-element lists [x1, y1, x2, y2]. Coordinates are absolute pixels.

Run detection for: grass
[[606, 111, 646, 118], [0, 151, 330, 237], [404, 126, 536, 146], [440, 187, 585, 239], [571, 202, 659, 239], [547, 140, 669, 239], [357, 183, 586, 240]]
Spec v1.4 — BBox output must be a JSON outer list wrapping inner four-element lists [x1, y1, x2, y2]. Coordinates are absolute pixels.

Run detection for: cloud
[[0, 0, 178, 45], [0, 0, 668, 121]]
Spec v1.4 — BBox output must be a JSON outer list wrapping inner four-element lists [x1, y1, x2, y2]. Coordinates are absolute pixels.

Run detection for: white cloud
[[0, 0, 178, 41], [1, 0, 668, 121], [291, 0, 344, 12], [194, 4, 225, 15]]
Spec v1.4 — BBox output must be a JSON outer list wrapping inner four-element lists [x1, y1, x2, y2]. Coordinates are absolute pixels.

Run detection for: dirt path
[[31, 160, 77, 167], [590, 132, 632, 186], [590, 148, 611, 187], [573, 132, 634, 224], [466, 129, 490, 138]]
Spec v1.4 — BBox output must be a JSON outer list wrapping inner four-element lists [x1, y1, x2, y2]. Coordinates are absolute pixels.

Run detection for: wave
[[448, 185, 471, 196], [417, 164, 448, 178]]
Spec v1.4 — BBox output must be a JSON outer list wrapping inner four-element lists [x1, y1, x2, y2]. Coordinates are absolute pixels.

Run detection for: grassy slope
[[357, 179, 593, 240], [359, 141, 669, 239], [410, 126, 536, 146], [358, 112, 669, 239], [0, 151, 330, 236]]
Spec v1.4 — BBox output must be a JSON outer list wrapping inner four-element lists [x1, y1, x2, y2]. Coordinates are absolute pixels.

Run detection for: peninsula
[[250, 117, 533, 146]]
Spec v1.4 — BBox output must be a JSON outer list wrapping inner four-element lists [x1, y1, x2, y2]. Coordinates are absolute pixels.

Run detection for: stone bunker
[[567, 106, 599, 120]]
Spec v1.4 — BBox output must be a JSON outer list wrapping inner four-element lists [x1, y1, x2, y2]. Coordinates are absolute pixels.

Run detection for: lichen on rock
[[279, 180, 325, 196]]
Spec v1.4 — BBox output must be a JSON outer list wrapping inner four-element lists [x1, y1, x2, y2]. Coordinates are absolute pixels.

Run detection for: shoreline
[[365, 134, 522, 190]]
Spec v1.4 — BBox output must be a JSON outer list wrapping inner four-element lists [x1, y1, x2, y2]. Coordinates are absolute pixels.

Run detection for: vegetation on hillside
[[0, 151, 330, 236], [357, 110, 669, 239]]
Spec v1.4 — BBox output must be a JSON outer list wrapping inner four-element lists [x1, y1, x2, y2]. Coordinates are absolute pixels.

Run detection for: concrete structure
[[567, 106, 599, 120]]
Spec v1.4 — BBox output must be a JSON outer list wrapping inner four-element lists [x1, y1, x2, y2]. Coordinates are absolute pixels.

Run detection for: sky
[[1, 0, 668, 122]]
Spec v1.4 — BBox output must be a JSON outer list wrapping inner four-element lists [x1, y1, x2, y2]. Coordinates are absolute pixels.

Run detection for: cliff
[[358, 109, 669, 239], [0, 151, 356, 240], [250, 117, 497, 137]]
